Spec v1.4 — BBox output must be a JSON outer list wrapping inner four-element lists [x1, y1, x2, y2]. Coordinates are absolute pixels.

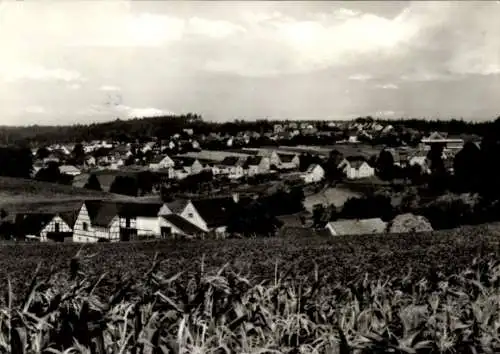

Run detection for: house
[[277, 153, 300, 170], [325, 218, 387, 236], [172, 157, 204, 175], [16, 211, 77, 242], [73, 201, 121, 242], [421, 131, 464, 150], [348, 135, 359, 144], [59, 165, 81, 176], [190, 195, 240, 238], [338, 157, 375, 180], [244, 156, 271, 176], [159, 199, 209, 232], [301, 164, 325, 184], [218, 156, 245, 179], [149, 155, 175, 171]]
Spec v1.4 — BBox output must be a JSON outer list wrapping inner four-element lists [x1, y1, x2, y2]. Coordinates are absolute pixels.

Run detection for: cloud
[[0, 64, 83, 83], [349, 74, 373, 81], [100, 85, 121, 91], [115, 105, 173, 118], [376, 83, 398, 89], [67, 83, 81, 90], [24, 106, 46, 114]]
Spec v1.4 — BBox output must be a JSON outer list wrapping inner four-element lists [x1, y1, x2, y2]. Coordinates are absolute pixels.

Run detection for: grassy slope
[[2, 223, 500, 302], [0, 176, 135, 213]]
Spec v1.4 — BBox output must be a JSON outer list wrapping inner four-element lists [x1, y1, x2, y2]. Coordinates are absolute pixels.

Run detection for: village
[[0, 117, 480, 243]]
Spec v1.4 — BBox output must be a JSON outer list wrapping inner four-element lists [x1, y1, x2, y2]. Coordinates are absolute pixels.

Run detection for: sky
[[0, 1, 499, 126]]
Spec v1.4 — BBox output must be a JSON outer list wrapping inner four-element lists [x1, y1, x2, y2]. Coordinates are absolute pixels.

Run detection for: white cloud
[[114, 105, 173, 118], [376, 83, 398, 89], [349, 74, 373, 81], [187, 17, 246, 38], [67, 83, 81, 90], [24, 106, 46, 114], [0, 64, 83, 83], [99, 85, 121, 91]]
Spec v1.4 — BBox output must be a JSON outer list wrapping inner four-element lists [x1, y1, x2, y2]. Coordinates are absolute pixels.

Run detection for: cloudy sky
[[0, 1, 499, 125]]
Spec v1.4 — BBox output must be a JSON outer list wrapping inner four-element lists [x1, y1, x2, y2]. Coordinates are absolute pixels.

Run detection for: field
[[303, 186, 362, 211], [2, 225, 500, 352], [0, 176, 135, 213]]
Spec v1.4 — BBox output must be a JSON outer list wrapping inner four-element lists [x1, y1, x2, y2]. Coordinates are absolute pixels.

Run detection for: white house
[[159, 199, 209, 232], [301, 164, 325, 184], [218, 156, 245, 179], [244, 156, 271, 176], [118, 203, 164, 239], [339, 158, 375, 180], [325, 218, 387, 236], [73, 201, 121, 242], [277, 153, 300, 170], [149, 155, 175, 171]]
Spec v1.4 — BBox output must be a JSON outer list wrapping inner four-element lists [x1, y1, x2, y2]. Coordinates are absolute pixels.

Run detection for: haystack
[[389, 213, 433, 233]]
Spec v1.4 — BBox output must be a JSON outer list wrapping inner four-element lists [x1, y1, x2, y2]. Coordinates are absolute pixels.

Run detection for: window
[[54, 222, 60, 233], [187, 212, 194, 218], [125, 217, 130, 228], [83, 222, 88, 231]]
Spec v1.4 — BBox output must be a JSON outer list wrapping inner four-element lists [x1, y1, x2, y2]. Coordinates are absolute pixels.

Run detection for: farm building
[[16, 211, 77, 242], [59, 165, 81, 176], [301, 164, 325, 184], [217, 156, 246, 179], [191, 195, 241, 238], [277, 153, 300, 170], [73, 201, 121, 242], [149, 155, 175, 171], [325, 218, 387, 236], [244, 156, 271, 176], [118, 203, 164, 239], [339, 157, 375, 179], [159, 199, 209, 232]]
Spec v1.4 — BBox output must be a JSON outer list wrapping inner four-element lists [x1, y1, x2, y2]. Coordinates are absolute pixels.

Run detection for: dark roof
[[173, 156, 198, 166], [161, 214, 206, 235], [119, 203, 163, 218], [59, 210, 79, 228], [245, 156, 262, 167], [16, 213, 55, 235], [191, 197, 237, 228], [278, 153, 296, 163], [219, 156, 242, 166], [85, 200, 120, 227], [166, 199, 189, 214]]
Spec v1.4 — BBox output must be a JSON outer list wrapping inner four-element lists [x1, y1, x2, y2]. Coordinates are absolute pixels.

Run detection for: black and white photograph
[[1, 0, 500, 352]]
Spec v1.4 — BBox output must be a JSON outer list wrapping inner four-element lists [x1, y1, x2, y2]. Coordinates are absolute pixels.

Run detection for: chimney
[[232, 192, 240, 204]]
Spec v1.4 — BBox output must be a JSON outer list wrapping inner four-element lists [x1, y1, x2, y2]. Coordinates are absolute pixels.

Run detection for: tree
[[227, 200, 283, 237], [36, 147, 50, 160], [35, 161, 61, 183], [72, 143, 85, 165], [324, 149, 345, 183], [84, 174, 102, 191], [376, 149, 395, 181], [453, 141, 481, 191], [109, 176, 138, 196]]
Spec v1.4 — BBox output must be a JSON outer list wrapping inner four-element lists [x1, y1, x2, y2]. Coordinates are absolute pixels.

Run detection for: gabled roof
[[326, 218, 387, 236], [119, 203, 163, 218], [219, 156, 243, 166], [166, 199, 190, 214], [191, 197, 237, 228], [245, 156, 263, 167], [84, 201, 120, 227], [161, 214, 206, 235], [278, 153, 297, 163], [150, 155, 172, 164], [59, 210, 79, 228], [15, 214, 55, 235], [59, 165, 81, 174], [172, 156, 198, 167]]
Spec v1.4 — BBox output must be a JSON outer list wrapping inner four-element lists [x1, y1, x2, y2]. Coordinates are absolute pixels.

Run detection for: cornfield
[[3, 248, 500, 353]]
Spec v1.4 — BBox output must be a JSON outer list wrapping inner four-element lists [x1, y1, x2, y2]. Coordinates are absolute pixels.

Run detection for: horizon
[[1, 1, 499, 126]]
